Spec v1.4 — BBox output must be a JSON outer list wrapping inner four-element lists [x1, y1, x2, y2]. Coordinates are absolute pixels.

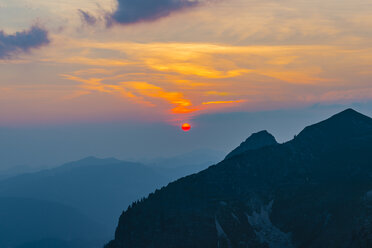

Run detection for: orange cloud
[[145, 58, 251, 79], [28, 33, 364, 124], [62, 74, 199, 115], [202, 100, 246, 105], [205, 91, 231, 96], [62, 74, 155, 107], [125, 82, 198, 114]]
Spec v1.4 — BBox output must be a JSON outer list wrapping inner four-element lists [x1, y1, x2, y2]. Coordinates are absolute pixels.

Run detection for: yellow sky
[[1, 0, 372, 125]]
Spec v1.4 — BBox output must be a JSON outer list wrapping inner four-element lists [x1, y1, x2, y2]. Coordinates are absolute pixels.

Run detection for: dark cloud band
[[0, 26, 50, 59], [108, 0, 200, 25]]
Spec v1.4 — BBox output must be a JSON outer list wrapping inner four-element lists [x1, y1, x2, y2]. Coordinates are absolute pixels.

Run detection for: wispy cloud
[[205, 91, 231, 96], [0, 26, 50, 59], [43, 38, 370, 121], [202, 100, 246, 105], [62, 74, 199, 114], [128, 82, 198, 114]]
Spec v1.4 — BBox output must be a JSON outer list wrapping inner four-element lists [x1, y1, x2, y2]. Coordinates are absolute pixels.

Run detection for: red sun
[[181, 123, 191, 131]]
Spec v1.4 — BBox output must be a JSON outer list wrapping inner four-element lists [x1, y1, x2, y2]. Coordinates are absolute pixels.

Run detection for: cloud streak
[[107, 0, 200, 25], [0, 26, 50, 59], [78, 9, 98, 26], [202, 100, 246, 105], [62, 73, 199, 115]]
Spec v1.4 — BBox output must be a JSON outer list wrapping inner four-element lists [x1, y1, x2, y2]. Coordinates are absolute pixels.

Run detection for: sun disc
[[181, 123, 191, 131]]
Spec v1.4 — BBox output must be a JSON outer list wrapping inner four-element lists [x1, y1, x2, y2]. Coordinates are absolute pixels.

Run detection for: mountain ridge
[[106, 109, 372, 248]]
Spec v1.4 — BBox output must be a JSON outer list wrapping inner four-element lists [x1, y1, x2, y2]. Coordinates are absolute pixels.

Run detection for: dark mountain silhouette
[[225, 130, 278, 159], [106, 109, 372, 248], [0, 197, 105, 248]]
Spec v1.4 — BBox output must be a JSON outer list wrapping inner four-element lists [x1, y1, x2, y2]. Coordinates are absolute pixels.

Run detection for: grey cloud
[[78, 9, 98, 26], [107, 0, 200, 25], [0, 25, 50, 59]]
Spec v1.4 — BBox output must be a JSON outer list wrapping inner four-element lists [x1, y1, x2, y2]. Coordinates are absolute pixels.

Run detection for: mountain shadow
[[105, 109, 372, 248]]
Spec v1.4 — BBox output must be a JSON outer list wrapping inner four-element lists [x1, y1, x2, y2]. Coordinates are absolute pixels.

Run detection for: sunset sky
[[1, 0, 372, 167]]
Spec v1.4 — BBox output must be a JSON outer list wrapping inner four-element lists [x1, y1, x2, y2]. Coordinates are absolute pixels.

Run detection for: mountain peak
[[225, 130, 278, 159], [329, 108, 369, 120], [296, 108, 372, 143]]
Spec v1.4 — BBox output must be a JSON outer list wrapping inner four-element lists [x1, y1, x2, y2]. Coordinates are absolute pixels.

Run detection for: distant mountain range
[[0, 150, 222, 248], [106, 109, 372, 248], [0, 164, 48, 181], [0, 197, 105, 248]]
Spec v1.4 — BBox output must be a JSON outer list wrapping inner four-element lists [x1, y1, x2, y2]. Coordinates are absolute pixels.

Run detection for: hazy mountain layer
[[0, 158, 170, 234], [0, 150, 223, 247], [0, 197, 105, 248]]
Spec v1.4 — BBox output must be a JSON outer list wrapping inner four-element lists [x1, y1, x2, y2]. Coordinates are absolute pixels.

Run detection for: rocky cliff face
[[106, 109, 372, 248]]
